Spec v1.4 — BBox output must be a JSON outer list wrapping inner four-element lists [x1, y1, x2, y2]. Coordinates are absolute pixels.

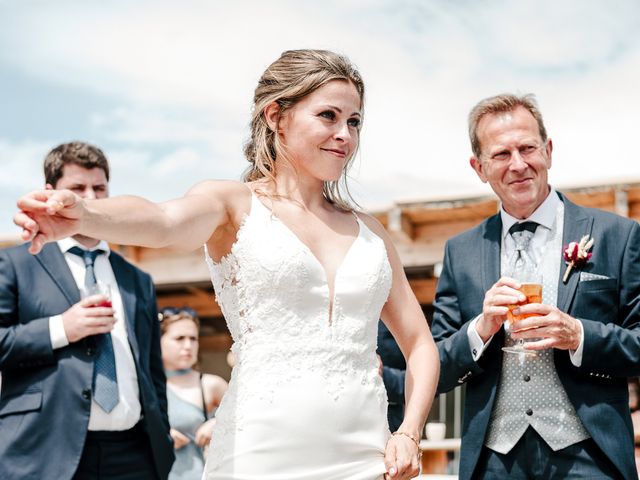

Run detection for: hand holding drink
[[82, 283, 112, 308], [507, 283, 543, 323], [503, 270, 542, 356], [61, 283, 116, 343]]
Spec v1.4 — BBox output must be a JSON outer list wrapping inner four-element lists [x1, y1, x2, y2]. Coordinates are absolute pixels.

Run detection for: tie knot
[[508, 221, 538, 236], [68, 246, 105, 267]]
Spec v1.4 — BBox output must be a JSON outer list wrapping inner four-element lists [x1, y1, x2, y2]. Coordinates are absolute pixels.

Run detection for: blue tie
[[68, 246, 119, 413]]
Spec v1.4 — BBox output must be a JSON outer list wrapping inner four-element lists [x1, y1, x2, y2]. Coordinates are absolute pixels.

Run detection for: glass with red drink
[[81, 283, 112, 308]]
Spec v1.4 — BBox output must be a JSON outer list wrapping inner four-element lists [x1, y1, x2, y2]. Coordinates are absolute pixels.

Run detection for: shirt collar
[[500, 187, 560, 240], [58, 237, 111, 256]]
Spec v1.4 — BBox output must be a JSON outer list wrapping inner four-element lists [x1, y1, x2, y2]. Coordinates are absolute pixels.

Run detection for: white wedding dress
[[202, 191, 392, 480]]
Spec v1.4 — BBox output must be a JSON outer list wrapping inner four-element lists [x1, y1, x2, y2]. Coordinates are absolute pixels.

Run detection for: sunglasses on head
[[158, 306, 198, 321]]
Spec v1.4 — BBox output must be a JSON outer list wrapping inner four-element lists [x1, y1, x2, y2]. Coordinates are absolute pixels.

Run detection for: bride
[[15, 49, 439, 480]]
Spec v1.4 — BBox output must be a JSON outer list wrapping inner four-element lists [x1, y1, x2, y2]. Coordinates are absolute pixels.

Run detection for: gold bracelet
[[391, 431, 420, 447]]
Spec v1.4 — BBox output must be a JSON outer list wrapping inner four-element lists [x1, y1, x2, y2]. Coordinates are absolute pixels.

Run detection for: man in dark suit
[[432, 94, 640, 479], [0, 142, 174, 479], [377, 320, 406, 432]]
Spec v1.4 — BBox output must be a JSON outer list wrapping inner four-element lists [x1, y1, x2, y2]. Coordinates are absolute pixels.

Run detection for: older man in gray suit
[[432, 94, 640, 479]]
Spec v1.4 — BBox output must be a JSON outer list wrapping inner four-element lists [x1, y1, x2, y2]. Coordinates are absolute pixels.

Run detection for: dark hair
[[158, 306, 200, 336], [44, 141, 110, 187]]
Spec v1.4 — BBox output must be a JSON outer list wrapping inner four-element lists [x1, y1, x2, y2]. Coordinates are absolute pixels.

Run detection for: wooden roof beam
[[386, 206, 414, 243]]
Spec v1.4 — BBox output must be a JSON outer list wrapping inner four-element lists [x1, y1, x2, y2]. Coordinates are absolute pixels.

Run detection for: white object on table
[[425, 422, 447, 441], [419, 438, 461, 451]]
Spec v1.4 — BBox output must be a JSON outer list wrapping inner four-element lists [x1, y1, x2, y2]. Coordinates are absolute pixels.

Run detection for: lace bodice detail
[[203, 192, 393, 475], [204, 193, 392, 394]]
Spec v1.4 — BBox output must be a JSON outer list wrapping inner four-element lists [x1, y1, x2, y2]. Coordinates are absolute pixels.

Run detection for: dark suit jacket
[[432, 192, 640, 480], [0, 242, 174, 480], [377, 321, 406, 432]]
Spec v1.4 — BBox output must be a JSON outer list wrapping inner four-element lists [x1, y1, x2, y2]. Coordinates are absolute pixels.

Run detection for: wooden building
[[2, 182, 640, 378], [126, 181, 640, 348], [3, 181, 639, 473]]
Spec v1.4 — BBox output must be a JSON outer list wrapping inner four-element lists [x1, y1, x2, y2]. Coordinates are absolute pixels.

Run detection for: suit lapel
[[556, 194, 594, 312], [109, 254, 141, 362], [482, 214, 502, 293], [481, 213, 507, 358], [35, 243, 80, 305]]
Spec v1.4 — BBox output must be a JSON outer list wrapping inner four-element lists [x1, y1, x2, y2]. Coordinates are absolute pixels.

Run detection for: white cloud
[[1, 0, 640, 235], [154, 147, 209, 176], [89, 106, 240, 147], [0, 139, 50, 189], [0, 1, 375, 110], [0, 138, 53, 234]]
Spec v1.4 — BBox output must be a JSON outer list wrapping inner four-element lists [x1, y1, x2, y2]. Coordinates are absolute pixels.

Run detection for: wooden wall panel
[[413, 219, 482, 245], [404, 199, 498, 224], [564, 190, 616, 211], [628, 188, 640, 221], [157, 289, 222, 317], [199, 334, 233, 351], [409, 278, 438, 304]]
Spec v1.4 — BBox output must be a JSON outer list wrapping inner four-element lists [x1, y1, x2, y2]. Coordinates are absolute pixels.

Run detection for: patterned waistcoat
[[484, 202, 590, 454]]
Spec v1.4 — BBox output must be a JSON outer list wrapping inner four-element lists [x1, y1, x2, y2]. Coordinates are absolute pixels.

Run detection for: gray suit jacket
[[0, 242, 174, 480], [432, 192, 640, 480]]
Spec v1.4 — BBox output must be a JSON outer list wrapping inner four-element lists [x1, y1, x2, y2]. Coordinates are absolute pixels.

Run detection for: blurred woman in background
[[160, 307, 228, 480]]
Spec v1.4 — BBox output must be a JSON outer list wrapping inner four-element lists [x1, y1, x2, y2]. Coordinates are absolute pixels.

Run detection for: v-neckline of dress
[[251, 192, 362, 324]]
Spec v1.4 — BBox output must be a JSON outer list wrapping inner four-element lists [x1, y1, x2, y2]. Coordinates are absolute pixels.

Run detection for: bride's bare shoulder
[[354, 211, 388, 238], [186, 179, 251, 200], [183, 180, 252, 225]]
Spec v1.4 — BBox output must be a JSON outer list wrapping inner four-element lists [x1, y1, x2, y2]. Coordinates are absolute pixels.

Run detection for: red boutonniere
[[562, 235, 594, 283]]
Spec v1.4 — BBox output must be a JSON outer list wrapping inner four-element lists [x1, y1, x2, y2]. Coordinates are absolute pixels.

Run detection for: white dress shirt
[[49, 238, 141, 431], [467, 189, 584, 365]]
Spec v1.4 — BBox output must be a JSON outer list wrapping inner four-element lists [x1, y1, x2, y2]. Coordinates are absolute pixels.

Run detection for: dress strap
[[199, 373, 208, 421]]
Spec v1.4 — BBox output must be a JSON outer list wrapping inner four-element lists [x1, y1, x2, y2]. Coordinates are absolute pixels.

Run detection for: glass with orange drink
[[503, 271, 542, 356]]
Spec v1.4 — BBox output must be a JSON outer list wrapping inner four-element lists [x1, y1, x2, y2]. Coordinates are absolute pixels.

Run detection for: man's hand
[[510, 303, 582, 351], [475, 276, 525, 343], [61, 295, 116, 343], [14, 189, 85, 254]]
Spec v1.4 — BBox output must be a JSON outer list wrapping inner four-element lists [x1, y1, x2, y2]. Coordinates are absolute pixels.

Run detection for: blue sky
[[1, 0, 639, 235]]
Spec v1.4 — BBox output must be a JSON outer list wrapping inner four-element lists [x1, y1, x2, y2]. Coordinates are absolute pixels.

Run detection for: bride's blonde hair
[[243, 49, 365, 210]]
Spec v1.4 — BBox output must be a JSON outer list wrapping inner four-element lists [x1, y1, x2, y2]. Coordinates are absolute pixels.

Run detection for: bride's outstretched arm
[[14, 180, 247, 254], [359, 213, 439, 479]]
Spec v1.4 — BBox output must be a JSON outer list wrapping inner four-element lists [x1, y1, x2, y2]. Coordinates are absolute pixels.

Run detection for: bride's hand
[[195, 418, 216, 447], [170, 428, 190, 450], [14, 189, 85, 254], [384, 432, 421, 479]]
